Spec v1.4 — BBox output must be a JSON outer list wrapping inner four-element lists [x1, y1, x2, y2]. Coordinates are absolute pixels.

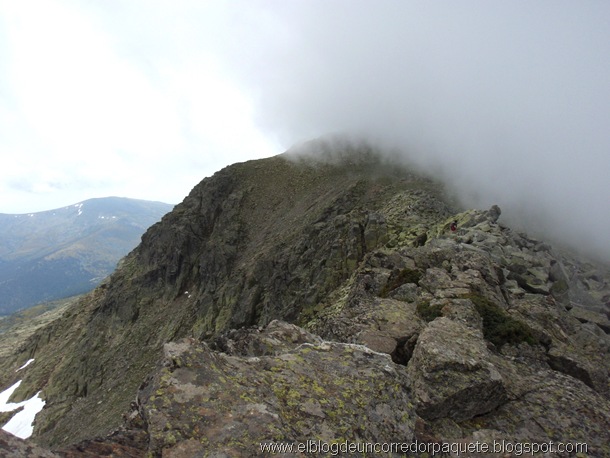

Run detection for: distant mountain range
[[0, 197, 173, 315]]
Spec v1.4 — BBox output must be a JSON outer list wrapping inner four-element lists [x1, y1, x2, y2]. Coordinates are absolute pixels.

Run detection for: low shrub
[[462, 293, 538, 347], [416, 300, 444, 323]]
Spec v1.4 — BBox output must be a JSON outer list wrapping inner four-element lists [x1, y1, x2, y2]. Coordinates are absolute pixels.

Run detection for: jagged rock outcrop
[[135, 321, 415, 457], [407, 318, 507, 422], [1, 144, 609, 456], [305, 206, 610, 456], [0, 429, 59, 458]]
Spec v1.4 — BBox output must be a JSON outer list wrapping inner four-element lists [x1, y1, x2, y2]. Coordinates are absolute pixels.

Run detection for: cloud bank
[[0, 0, 278, 213], [1, 1, 608, 261], [220, 1, 610, 261]]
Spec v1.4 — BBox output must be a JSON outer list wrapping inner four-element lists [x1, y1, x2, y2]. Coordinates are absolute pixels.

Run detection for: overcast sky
[[1, 1, 609, 259]]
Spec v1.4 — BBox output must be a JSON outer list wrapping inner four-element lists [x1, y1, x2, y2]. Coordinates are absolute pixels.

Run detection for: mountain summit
[[0, 144, 609, 456]]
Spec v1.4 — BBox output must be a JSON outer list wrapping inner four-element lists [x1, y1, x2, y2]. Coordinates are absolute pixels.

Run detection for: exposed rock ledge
[[3, 317, 610, 456]]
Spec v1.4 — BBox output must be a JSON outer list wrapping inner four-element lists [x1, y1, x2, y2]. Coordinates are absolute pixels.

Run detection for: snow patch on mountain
[[0, 379, 46, 439], [16, 358, 34, 371]]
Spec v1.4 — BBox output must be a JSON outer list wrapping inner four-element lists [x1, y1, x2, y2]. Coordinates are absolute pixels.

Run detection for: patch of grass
[[462, 293, 538, 347], [550, 278, 569, 297], [416, 300, 444, 323], [380, 268, 422, 297], [297, 302, 326, 327]]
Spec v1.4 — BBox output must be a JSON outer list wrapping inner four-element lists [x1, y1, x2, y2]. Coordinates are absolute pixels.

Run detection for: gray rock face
[[0, 430, 59, 458], [487, 204, 501, 223], [136, 322, 415, 457], [407, 318, 507, 421], [306, 206, 610, 456]]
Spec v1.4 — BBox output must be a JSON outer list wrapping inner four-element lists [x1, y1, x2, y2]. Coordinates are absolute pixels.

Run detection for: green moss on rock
[[462, 293, 538, 347], [416, 300, 444, 323]]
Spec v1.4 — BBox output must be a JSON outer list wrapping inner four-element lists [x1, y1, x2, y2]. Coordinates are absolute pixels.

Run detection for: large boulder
[[354, 298, 424, 359], [407, 318, 507, 421], [137, 321, 417, 457]]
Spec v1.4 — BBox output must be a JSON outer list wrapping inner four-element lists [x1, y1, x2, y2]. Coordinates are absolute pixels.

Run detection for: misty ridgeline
[[0, 142, 609, 457]]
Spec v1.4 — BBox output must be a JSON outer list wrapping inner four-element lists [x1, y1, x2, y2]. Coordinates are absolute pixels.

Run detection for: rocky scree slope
[[1, 149, 609, 456]]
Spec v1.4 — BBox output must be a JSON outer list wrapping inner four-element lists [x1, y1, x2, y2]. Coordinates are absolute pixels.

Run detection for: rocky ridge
[[0, 147, 609, 456]]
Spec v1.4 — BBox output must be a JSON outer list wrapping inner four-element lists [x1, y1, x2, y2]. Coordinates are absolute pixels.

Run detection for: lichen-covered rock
[[547, 346, 599, 390], [569, 305, 610, 333], [455, 363, 610, 458], [54, 428, 148, 458], [210, 320, 324, 357], [137, 322, 416, 457], [0, 430, 59, 458], [407, 318, 507, 421], [353, 298, 424, 358]]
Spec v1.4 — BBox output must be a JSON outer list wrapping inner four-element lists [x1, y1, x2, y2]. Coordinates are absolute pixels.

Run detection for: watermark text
[[260, 439, 588, 456]]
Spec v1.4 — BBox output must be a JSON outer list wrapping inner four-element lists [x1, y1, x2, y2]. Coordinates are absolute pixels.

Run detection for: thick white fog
[[1, 1, 608, 261], [220, 1, 610, 261]]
